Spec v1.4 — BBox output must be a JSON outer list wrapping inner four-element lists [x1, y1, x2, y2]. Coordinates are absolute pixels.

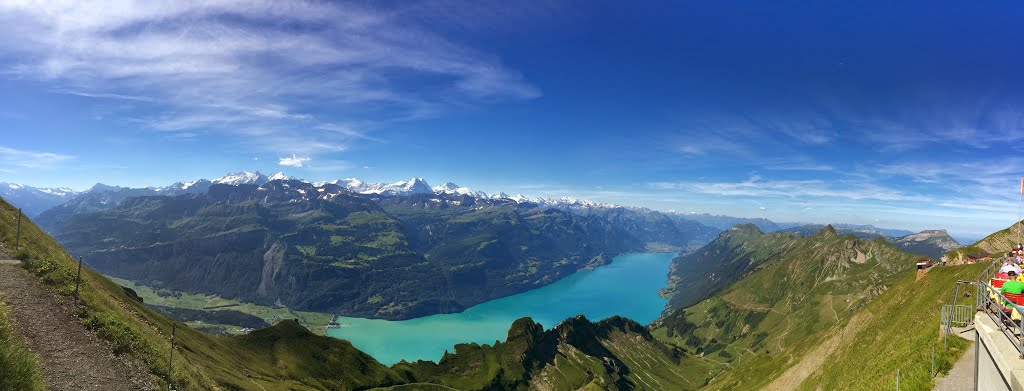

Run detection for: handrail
[[976, 257, 1024, 358]]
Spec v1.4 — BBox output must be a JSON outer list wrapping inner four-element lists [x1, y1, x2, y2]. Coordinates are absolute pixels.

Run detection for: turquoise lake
[[327, 252, 676, 365]]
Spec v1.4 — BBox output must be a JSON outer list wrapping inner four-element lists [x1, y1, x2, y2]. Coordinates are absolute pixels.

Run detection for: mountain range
[[0, 182, 79, 217], [0, 193, 980, 390], [35, 176, 719, 320], [7, 171, 962, 321], [779, 224, 959, 259]]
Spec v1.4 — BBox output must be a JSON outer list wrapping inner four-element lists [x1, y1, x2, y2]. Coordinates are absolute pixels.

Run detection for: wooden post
[[73, 256, 83, 306], [168, 323, 176, 386], [15, 208, 21, 251], [896, 369, 900, 391]]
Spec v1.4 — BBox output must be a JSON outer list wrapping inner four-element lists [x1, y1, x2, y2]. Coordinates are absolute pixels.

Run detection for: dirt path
[[0, 260, 157, 390]]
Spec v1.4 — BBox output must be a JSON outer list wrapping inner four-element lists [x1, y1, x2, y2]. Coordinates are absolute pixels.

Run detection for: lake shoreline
[[328, 252, 679, 365]]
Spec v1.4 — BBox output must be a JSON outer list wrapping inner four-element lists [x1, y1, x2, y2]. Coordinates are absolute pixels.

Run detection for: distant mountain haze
[[0, 183, 80, 217]]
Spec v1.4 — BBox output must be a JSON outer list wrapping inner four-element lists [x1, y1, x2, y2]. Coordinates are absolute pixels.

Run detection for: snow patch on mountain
[[213, 171, 270, 186], [433, 182, 488, 198], [268, 172, 292, 181]]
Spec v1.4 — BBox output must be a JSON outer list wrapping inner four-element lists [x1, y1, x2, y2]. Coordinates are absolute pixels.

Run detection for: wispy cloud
[[649, 175, 932, 203], [0, 145, 75, 170], [0, 0, 539, 156], [278, 155, 310, 168]]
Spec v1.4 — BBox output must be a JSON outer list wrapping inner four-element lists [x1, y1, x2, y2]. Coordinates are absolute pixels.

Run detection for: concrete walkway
[[935, 326, 978, 391], [935, 340, 976, 391]]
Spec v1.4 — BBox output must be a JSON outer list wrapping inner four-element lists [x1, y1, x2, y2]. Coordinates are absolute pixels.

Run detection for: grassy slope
[[654, 228, 920, 390], [794, 263, 984, 391], [945, 219, 1023, 260], [0, 297, 45, 391], [0, 196, 408, 390], [662, 225, 803, 311]]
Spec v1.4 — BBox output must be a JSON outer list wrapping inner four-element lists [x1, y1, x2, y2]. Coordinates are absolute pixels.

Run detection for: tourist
[[1003, 271, 1024, 307], [1000, 259, 1022, 275]]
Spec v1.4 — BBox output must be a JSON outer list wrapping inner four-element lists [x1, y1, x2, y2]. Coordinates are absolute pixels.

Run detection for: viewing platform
[[968, 258, 1024, 390], [975, 313, 1024, 390]]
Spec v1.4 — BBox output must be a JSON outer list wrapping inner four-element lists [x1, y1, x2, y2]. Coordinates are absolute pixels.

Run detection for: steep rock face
[[890, 229, 960, 259], [46, 182, 642, 320], [257, 241, 287, 296]]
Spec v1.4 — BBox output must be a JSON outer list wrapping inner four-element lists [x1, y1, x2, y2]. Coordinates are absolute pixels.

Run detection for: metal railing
[[942, 304, 975, 328], [975, 257, 1024, 358]]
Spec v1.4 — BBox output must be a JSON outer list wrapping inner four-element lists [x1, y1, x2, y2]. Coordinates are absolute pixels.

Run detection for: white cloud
[[278, 155, 310, 168], [0, 145, 74, 169], [0, 0, 539, 155], [648, 175, 932, 203]]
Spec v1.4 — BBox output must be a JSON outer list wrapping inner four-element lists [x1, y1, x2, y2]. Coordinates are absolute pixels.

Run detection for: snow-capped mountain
[[533, 196, 618, 209], [267, 172, 292, 181], [21, 170, 628, 223], [319, 177, 434, 196], [155, 179, 214, 194], [0, 182, 81, 217], [433, 182, 488, 198], [213, 171, 270, 186], [367, 178, 433, 196]]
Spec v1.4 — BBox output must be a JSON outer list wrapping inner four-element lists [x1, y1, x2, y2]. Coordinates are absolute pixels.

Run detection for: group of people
[[997, 245, 1024, 299]]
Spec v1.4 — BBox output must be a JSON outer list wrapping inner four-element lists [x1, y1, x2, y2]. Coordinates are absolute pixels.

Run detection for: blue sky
[[0, 0, 1023, 239]]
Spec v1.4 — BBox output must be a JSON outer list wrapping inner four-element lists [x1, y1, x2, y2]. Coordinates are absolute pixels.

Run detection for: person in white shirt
[[1000, 260, 1022, 275]]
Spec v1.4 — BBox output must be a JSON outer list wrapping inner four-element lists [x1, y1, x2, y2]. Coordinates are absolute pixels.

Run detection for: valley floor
[[111, 277, 334, 335]]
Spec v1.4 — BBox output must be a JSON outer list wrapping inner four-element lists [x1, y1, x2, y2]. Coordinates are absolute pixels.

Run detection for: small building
[[967, 251, 992, 264], [916, 258, 934, 281]]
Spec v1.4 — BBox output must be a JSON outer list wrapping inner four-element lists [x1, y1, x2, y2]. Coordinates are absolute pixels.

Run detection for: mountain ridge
[[654, 222, 921, 389]]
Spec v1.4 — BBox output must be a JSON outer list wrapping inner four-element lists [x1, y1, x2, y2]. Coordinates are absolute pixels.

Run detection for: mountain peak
[[89, 183, 122, 192], [267, 172, 292, 181], [814, 224, 838, 238], [213, 171, 269, 186], [436, 182, 460, 191], [391, 178, 432, 194], [730, 223, 763, 235]]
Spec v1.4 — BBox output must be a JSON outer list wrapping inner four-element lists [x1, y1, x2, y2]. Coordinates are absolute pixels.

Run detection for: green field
[[110, 277, 334, 335]]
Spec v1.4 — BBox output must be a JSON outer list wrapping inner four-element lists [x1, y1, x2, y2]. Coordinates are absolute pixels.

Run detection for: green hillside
[[653, 225, 920, 389], [662, 224, 803, 310], [944, 219, 1023, 261], [388, 316, 693, 391], [793, 263, 983, 390], [2, 196, 407, 389]]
